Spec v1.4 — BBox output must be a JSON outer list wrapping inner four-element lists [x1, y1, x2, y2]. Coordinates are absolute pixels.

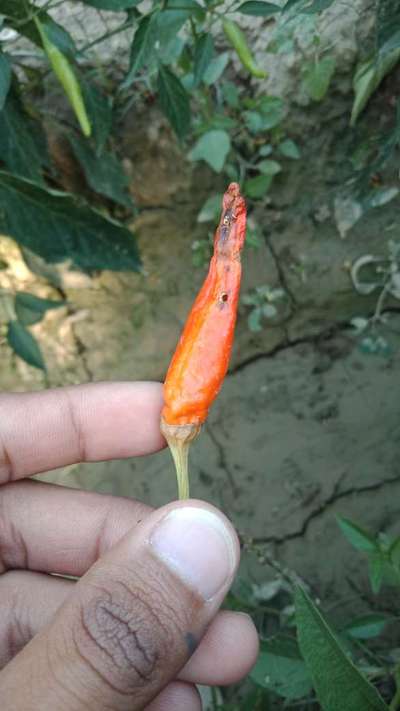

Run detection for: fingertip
[[180, 610, 259, 685], [146, 681, 201, 711], [149, 500, 240, 601], [224, 612, 260, 682], [159, 499, 241, 564], [0, 381, 166, 481], [79, 381, 166, 458]]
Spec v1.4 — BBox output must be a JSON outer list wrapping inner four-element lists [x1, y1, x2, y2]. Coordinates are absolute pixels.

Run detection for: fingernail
[[150, 506, 238, 600]]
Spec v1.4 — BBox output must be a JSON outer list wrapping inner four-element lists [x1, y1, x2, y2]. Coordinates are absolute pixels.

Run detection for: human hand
[[0, 382, 258, 710]]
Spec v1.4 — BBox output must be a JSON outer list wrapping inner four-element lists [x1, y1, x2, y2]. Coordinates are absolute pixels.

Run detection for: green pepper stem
[[167, 438, 190, 500], [160, 419, 201, 501]]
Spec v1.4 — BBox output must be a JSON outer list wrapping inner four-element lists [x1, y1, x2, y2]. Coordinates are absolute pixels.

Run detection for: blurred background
[[1, 0, 400, 708]]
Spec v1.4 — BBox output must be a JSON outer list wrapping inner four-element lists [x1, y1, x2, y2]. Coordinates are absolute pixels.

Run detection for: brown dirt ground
[[1, 106, 400, 613]]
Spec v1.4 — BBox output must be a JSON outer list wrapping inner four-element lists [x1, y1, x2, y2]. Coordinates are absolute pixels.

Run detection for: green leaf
[[251, 637, 312, 699], [246, 226, 263, 248], [244, 110, 265, 134], [224, 162, 240, 182], [258, 95, 286, 128], [377, 0, 400, 54], [248, 307, 263, 331], [15, 292, 65, 326], [303, 0, 335, 11], [159, 36, 185, 65], [364, 186, 399, 208], [157, 0, 203, 53], [237, 0, 280, 15], [0, 171, 141, 273], [157, 65, 190, 138], [1, 0, 27, 20], [388, 536, 400, 568], [203, 52, 229, 84], [69, 136, 133, 208], [79, 0, 142, 9], [0, 92, 48, 184], [259, 144, 273, 156], [193, 33, 214, 87], [0, 52, 11, 111], [283, 0, 334, 11], [1, 0, 73, 50], [188, 130, 231, 172], [342, 614, 389, 641], [350, 49, 400, 125], [369, 554, 384, 594], [206, 114, 238, 130], [295, 586, 389, 711], [279, 138, 301, 159], [81, 79, 113, 154], [257, 159, 281, 175], [336, 516, 378, 552], [263, 302, 278, 317], [197, 193, 223, 222], [7, 320, 45, 371], [244, 100, 285, 133], [282, 0, 304, 12], [302, 56, 336, 101], [1, 1, 45, 46], [378, 30, 400, 58], [244, 174, 273, 198], [221, 81, 240, 108], [123, 13, 159, 88]]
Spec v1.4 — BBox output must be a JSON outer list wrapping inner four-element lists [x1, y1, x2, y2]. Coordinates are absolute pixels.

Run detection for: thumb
[[0, 501, 239, 710]]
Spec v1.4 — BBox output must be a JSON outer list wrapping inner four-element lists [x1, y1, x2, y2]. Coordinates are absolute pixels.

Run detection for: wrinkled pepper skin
[[162, 183, 247, 427]]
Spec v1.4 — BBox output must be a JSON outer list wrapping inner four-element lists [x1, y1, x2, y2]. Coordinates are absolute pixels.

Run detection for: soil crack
[[205, 422, 239, 497], [229, 323, 346, 374], [229, 306, 400, 375], [252, 475, 400, 546], [265, 234, 298, 308], [70, 320, 93, 382]]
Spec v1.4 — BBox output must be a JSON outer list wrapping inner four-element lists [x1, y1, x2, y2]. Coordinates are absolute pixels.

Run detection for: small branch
[[390, 664, 400, 711]]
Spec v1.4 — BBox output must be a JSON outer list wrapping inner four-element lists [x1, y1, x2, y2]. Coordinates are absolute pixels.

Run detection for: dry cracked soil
[[1, 107, 400, 612]]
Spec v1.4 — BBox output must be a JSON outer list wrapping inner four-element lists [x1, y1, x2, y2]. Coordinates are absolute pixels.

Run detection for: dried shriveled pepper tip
[[222, 183, 246, 220], [223, 182, 241, 208], [161, 418, 201, 500], [227, 182, 240, 197]]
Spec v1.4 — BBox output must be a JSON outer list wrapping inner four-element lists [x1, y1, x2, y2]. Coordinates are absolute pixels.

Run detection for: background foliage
[[1, 1, 400, 708], [1, 0, 400, 369]]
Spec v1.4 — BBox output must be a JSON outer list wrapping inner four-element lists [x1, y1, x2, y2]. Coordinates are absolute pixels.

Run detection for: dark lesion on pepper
[[220, 208, 234, 243]]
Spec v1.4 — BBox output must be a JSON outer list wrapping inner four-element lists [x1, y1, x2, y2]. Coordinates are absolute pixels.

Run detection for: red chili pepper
[[161, 182, 247, 499]]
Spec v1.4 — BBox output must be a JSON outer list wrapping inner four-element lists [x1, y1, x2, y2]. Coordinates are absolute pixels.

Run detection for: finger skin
[[0, 572, 258, 686], [180, 610, 259, 685], [0, 382, 165, 483], [0, 571, 72, 669], [0, 501, 240, 710], [145, 682, 201, 711], [0, 483, 258, 691], [0, 480, 151, 575]]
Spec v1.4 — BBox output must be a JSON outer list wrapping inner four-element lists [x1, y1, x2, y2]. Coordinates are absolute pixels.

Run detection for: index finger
[[0, 382, 165, 483]]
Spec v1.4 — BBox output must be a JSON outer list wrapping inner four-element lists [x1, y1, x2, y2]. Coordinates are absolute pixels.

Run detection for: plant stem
[[390, 664, 400, 711], [79, 20, 135, 55], [160, 419, 201, 501], [167, 438, 190, 500]]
